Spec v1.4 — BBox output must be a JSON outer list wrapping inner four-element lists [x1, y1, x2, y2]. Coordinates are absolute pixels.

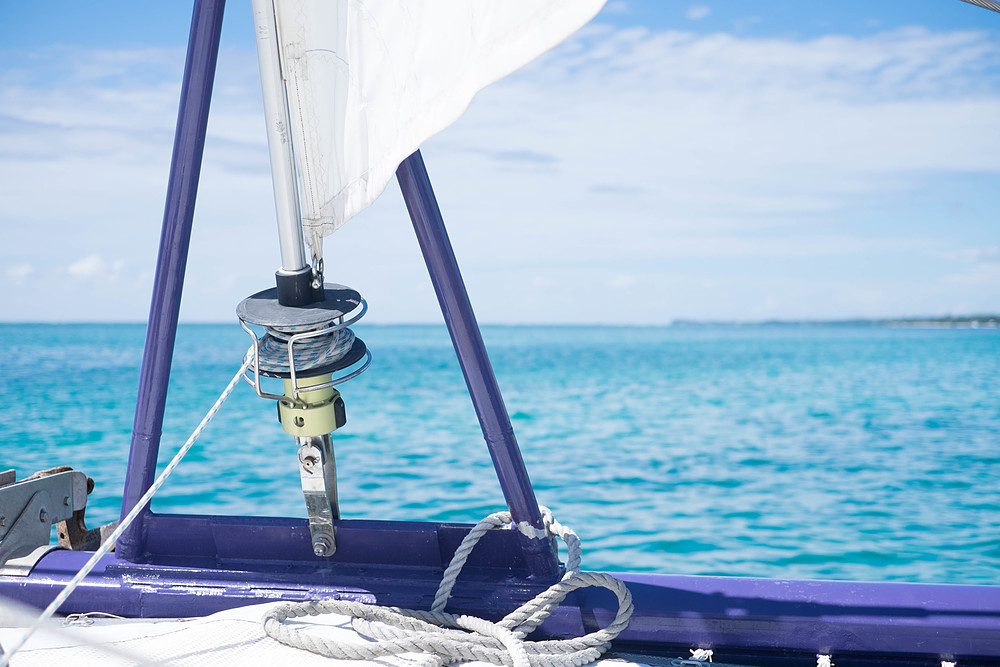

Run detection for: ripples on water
[[1, 323, 998, 584]]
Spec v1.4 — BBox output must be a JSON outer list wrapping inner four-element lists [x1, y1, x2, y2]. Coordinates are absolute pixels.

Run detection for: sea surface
[[2, 323, 998, 584]]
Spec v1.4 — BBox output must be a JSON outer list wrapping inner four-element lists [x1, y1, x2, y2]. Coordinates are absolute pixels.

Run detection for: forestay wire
[[958, 0, 1000, 13], [0, 348, 255, 667], [262, 507, 634, 667]]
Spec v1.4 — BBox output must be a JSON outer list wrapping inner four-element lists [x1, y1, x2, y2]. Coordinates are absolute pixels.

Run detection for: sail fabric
[[271, 0, 606, 256]]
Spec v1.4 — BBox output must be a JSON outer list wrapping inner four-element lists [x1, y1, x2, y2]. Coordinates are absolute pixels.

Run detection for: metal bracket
[[0, 468, 85, 574], [297, 436, 339, 556], [0, 468, 116, 576]]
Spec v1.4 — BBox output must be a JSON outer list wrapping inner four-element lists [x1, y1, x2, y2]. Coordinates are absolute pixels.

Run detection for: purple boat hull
[[3, 514, 998, 665]]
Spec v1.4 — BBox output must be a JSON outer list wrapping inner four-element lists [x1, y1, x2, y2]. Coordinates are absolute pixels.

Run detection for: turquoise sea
[[2, 323, 998, 584]]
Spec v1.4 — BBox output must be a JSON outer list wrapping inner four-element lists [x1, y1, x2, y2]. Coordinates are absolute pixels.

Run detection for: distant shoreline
[[671, 315, 1000, 329], [1, 317, 999, 329]]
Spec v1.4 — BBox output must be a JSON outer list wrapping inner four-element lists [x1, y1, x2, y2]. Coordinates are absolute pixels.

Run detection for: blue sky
[[2, 1, 993, 47], [1, 1, 998, 323]]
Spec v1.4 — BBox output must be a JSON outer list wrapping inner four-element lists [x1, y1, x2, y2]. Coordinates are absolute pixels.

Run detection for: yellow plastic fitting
[[278, 374, 346, 437]]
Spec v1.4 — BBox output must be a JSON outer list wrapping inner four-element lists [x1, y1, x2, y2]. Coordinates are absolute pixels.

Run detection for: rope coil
[[255, 323, 356, 375], [262, 508, 634, 667]]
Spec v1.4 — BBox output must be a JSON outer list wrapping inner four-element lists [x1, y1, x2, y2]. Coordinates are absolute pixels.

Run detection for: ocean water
[[2, 323, 998, 584]]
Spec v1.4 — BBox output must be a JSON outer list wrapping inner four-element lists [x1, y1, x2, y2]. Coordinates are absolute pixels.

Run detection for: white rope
[[0, 348, 254, 667], [689, 648, 713, 662], [62, 611, 129, 627], [262, 507, 634, 666]]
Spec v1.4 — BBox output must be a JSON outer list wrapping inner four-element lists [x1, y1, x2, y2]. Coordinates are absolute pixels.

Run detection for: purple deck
[[3, 514, 999, 664]]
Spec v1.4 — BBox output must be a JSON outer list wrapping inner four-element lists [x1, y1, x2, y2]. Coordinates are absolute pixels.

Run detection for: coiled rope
[[255, 323, 355, 375], [262, 508, 634, 667], [0, 348, 254, 667]]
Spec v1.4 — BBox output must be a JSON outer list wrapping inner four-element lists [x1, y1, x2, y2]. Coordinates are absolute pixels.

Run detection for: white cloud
[[67, 254, 124, 279], [67, 254, 107, 278], [1, 24, 998, 322], [604, 1, 629, 15], [945, 264, 1000, 285], [970, 246, 1000, 263], [733, 15, 762, 32], [686, 5, 711, 21], [610, 274, 637, 288], [942, 246, 1000, 287], [431, 26, 999, 252], [979, 247, 1000, 263], [5, 264, 32, 283]]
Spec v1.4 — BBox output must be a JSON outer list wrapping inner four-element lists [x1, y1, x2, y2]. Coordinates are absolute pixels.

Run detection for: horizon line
[[1, 314, 998, 328]]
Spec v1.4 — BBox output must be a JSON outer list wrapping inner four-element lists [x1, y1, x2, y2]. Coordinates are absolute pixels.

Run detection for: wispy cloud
[[1, 23, 998, 322], [5, 263, 32, 284], [943, 246, 1000, 288], [686, 5, 711, 21], [944, 245, 1000, 262], [604, 1, 629, 15], [945, 264, 1000, 285], [444, 25, 1000, 236], [67, 254, 124, 280], [482, 149, 560, 166]]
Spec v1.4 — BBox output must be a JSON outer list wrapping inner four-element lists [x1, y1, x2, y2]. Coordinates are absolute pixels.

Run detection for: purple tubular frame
[[117, 0, 226, 562], [397, 151, 558, 579]]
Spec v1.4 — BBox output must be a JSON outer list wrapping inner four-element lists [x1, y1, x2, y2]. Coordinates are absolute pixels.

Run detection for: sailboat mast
[[251, 0, 309, 280]]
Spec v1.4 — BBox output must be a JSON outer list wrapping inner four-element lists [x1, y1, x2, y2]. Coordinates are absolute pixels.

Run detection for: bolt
[[63, 496, 70, 506], [0, 516, 5, 527], [301, 456, 317, 471], [39, 509, 48, 523], [312, 535, 332, 556]]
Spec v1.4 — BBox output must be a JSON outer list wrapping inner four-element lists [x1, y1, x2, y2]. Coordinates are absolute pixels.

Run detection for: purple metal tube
[[117, 0, 227, 562], [396, 151, 558, 578]]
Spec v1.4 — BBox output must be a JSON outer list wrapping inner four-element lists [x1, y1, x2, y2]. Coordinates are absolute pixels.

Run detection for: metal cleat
[[0, 467, 116, 575]]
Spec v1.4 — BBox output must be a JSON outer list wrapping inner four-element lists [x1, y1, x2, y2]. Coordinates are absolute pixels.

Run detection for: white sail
[[270, 0, 606, 257]]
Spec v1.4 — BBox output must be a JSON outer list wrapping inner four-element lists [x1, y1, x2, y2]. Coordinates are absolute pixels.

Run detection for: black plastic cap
[[275, 269, 315, 307], [333, 397, 347, 429]]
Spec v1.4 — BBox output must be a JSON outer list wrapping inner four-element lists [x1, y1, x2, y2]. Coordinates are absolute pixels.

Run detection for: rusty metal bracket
[[0, 467, 117, 576]]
